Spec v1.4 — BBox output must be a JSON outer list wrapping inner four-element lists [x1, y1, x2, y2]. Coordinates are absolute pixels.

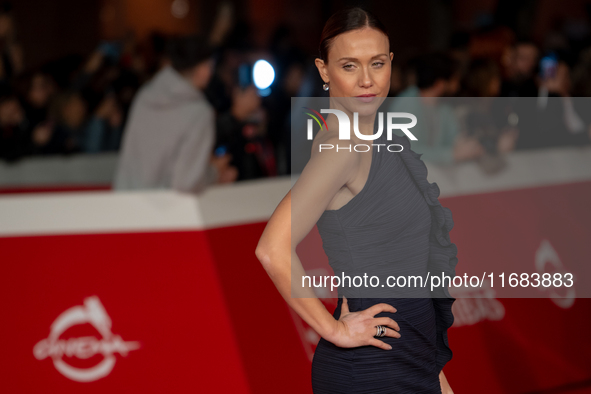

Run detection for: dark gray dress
[[311, 131, 458, 393]]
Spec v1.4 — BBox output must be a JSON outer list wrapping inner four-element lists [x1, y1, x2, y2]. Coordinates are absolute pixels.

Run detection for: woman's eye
[[373, 62, 385, 68], [343, 64, 354, 70]]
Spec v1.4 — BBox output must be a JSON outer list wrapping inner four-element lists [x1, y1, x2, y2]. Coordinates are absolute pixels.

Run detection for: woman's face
[[316, 27, 393, 99]]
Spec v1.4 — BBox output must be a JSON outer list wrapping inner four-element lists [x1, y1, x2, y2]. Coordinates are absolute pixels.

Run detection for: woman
[[256, 7, 457, 393]]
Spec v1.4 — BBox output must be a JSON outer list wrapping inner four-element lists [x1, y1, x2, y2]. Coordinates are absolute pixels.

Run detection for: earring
[[323, 83, 329, 91]]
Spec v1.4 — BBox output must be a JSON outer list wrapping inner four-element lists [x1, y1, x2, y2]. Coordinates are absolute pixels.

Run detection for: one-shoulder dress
[[311, 131, 458, 393]]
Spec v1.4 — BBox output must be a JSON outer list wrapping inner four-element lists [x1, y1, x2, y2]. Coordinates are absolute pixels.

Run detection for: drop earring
[[323, 83, 329, 91]]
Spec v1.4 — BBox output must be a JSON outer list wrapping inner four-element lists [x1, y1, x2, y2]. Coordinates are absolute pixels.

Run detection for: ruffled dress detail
[[393, 132, 459, 372]]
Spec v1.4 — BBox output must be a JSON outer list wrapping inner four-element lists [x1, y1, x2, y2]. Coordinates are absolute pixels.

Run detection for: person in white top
[[114, 35, 237, 193]]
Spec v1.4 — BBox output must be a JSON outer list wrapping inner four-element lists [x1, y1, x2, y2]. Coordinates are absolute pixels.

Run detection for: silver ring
[[375, 325, 386, 338]]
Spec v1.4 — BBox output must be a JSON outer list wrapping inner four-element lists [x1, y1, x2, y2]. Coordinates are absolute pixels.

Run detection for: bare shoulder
[[289, 130, 360, 214], [286, 131, 360, 242], [308, 130, 359, 178]]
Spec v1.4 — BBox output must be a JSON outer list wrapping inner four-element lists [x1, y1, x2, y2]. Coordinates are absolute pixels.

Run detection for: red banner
[[0, 179, 590, 393], [0, 232, 251, 393]]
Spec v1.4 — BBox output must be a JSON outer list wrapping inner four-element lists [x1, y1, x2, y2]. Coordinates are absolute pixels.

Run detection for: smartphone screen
[[540, 53, 557, 80]]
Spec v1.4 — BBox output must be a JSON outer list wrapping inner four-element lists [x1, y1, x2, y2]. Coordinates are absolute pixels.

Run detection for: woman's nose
[[359, 68, 373, 88]]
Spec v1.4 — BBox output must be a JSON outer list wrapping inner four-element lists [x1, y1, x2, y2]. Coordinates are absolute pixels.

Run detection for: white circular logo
[[33, 296, 140, 382]]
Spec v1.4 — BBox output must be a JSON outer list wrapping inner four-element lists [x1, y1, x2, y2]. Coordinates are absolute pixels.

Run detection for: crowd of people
[[388, 37, 591, 173], [1, 3, 591, 189], [0, 6, 144, 162]]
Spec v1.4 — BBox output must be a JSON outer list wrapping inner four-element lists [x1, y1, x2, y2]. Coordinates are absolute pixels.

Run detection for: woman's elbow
[[255, 243, 274, 272], [255, 240, 290, 274]]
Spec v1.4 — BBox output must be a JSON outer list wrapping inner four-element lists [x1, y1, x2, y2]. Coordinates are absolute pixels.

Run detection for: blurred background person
[[0, 93, 27, 161], [458, 58, 518, 174], [19, 71, 56, 133], [515, 52, 589, 150], [214, 84, 270, 181], [113, 35, 237, 193], [204, 5, 280, 181], [0, 2, 23, 91], [500, 41, 539, 97], [44, 90, 87, 154], [83, 92, 124, 153], [390, 52, 484, 165]]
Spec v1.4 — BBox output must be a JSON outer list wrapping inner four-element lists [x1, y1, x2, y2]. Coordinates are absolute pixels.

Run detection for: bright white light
[[253, 60, 275, 90]]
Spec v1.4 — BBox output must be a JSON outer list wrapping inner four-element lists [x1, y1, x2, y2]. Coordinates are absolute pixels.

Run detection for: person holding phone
[[515, 52, 588, 150]]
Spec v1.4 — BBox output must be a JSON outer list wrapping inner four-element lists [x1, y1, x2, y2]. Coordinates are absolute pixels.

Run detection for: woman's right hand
[[327, 296, 401, 350]]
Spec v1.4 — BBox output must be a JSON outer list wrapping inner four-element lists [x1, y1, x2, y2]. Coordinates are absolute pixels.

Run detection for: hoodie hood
[[140, 65, 204, 109]]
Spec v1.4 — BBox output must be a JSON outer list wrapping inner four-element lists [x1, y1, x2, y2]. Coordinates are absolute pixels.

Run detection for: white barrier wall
[[0, 146, 590, 234], [0, 153, 118, 187]]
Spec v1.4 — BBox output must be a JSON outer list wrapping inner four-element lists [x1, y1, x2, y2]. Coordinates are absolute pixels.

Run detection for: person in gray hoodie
[[114, 35, 237, 192]]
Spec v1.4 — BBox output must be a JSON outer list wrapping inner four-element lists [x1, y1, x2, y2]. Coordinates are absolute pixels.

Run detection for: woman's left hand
[[439, 371, 454, 394]]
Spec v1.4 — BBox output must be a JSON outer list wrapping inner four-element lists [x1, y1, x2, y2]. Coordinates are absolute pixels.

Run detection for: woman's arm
[[255, 143, 400, 349], [439, 370, 454, 394], [256, 190, 339, 339]]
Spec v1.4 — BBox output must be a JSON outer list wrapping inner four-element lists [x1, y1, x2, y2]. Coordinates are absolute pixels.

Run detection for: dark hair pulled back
[[319, 7, 390, 63]]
